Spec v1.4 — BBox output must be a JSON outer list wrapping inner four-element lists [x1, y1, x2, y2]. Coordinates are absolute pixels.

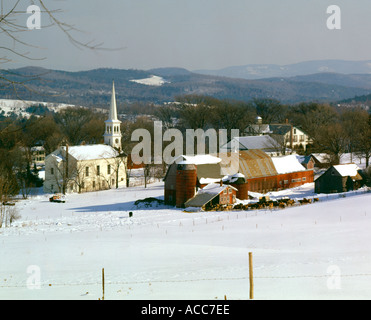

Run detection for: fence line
[[2, 273, 371, 289]]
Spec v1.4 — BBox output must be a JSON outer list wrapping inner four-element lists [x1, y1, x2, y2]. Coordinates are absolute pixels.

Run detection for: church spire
[[104, 80, 122, 150], [109, 81, 118, 121]]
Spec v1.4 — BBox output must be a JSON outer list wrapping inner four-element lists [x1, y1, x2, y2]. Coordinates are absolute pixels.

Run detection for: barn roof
[[198, 183, 237, 195], [220, 135, 280, 152], [184, 183, 237, 208], [333, 164, 360, 177], [184, 192, 218, 208], [237, 135, 279, 150], [271, 155, 306, 174]]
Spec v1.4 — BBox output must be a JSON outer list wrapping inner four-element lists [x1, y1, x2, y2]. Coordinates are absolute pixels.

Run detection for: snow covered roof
[[271, 155, 306, 174], [222, 173, 246, 183], [63, 144, 119, 161], [199, 178, 221, 185], [184, 183, 237, 208], [311, 153, 330, 163], [175, 154, 221, 165], [198, 183, 237, 196], [333, 164, 360, 177], [221, 136, 280, 151]]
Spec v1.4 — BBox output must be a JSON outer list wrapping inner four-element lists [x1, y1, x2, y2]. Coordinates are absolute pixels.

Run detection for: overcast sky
[[6, 0, 371, 71]]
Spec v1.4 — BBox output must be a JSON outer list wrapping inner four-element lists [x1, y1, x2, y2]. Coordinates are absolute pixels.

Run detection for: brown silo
[[232, 182, 248, 200], [176, 163, 197, 208]]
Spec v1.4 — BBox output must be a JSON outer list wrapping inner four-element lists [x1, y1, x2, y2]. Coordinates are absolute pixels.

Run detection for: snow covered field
[[0, 182, 371, 300], [130, 75, 169, 86]]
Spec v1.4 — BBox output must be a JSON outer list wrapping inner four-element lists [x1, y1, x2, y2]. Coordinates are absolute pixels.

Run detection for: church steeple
[[109, 81, 118, 121], [104, 81, 122, 150]]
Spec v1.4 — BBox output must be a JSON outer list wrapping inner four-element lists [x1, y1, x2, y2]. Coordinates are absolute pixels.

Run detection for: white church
[[43, 82, 127, 194]]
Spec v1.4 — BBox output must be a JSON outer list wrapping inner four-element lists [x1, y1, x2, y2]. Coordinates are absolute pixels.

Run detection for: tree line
[[0, 96, 370, 202], [152, 96, 371, 167]]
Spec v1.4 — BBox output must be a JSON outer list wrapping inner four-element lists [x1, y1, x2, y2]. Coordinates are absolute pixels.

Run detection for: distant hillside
[[0, 66, 370, 106], [195, 60, 371, 80], [338, 93, 371, 105]]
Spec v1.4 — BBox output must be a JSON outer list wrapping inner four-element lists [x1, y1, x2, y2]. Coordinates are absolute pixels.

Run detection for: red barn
[[163, 150, 314, 207], [184, 182, 237, 209]]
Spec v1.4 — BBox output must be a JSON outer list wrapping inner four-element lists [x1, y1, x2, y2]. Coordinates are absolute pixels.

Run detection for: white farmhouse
[[245, 117, 312, 151], [43, 82, 127, 194]]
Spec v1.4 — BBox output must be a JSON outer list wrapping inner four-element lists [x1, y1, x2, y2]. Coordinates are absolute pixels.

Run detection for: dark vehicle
[[49, 194, 66, 203]]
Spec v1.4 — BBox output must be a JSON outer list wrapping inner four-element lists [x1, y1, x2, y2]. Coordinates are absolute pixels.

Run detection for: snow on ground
[[130, 75, 169, 86], [0, 182, 371, 300], [0, 99, 76, 117]]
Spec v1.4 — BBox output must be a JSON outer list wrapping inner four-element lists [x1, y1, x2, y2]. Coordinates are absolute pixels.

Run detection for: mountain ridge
[[1, 64, 371, 106], [194, 59, 371, 80]]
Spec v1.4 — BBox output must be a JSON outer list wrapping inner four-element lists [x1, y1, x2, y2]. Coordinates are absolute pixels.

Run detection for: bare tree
[[0, 0, 116, 97]]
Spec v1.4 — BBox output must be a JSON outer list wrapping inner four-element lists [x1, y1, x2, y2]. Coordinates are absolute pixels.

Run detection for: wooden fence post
[[249, 252, 254, 299], [102, 268, 105, 300]]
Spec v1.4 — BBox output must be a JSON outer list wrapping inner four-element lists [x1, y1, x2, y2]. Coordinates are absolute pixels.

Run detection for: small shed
[[314, 164, 363, 194], [298, 155, 315, 170], [184, 183, 238, 210]]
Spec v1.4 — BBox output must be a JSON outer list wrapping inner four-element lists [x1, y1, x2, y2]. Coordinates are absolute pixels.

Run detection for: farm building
[[314, 164, 363, 194], [311, 153, 332, 168], [184, 182, 237, 210], [164, 149, 314, 207], [163, 154, 222, 207], [296, 155, 315, 170], [245, 117, 312, 151]]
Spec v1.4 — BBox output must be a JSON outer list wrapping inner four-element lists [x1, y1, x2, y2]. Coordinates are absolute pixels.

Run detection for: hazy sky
[[6, 0, 371, 71]]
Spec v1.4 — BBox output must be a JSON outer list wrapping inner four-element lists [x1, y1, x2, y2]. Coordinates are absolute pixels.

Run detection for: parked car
[[49, 194, 66, 203]]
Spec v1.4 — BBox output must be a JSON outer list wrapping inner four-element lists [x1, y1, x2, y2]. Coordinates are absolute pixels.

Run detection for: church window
[[97, 165, 100, 175], [86, 166, 89, 177], [107, 164, 111, 175], [51, 168, 54, 175]]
